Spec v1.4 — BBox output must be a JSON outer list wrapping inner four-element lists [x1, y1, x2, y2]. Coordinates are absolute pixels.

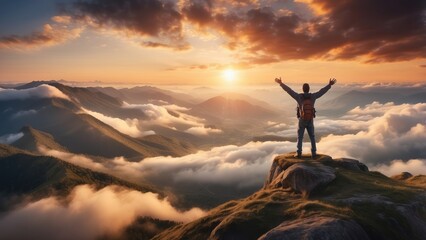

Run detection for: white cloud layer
[[36, 102, 426, 199], [40, 141, 294, 189], [11, 109, 38, 119], [372, 159, 426, 177], [0, 185, 205, 240], [138, 141, 294, 188], [41, 100, 426, 193], [251, 102, 426, 177], [0, 132, 24, 144], [0, 85, 70, 101], [318, 102, 426, 164], [185, 126, 222, 136], [83, 102, 222, 137], [123, 102, 203, 127], [82, 108, 155, 138]]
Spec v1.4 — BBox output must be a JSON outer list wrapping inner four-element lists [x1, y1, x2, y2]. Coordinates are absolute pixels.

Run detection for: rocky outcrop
[[265, 153, 369, 196], [259, 216, 370, 240], [323, 158, 369, 172], [392, 172, 413, 180], [395, 201, 426, 237], [268, 163, 336, 196]]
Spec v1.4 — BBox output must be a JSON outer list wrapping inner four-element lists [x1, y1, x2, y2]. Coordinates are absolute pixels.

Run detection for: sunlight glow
[[223, 69, 236, 83]]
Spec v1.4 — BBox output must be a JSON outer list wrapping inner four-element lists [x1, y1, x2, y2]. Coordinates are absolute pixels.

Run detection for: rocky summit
[[154, 153, 426, 240], [264, 153, 368, 196]]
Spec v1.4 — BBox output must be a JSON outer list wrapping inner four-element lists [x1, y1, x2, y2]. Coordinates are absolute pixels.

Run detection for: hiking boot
[[294, 152, 302, 159], [311, 152, 317, 159]]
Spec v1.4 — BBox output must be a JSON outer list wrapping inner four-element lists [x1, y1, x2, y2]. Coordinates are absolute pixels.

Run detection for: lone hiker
[[275, 77, 336, 158]]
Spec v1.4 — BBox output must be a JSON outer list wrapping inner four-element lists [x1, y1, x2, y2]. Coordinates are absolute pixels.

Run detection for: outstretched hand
[[329, 78, 337, 85], [275, 77, 282, 84]]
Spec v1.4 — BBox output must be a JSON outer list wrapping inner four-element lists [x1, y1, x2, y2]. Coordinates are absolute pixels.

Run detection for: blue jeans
[[297, 119, 316, 155]]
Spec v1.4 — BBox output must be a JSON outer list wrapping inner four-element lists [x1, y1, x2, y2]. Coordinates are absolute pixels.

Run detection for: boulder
[[278, 163, 336, 195], [266, 158, 283, 186], [267, 163, 336, 195], [265, 154, 372, 195], [396, 202, 426, 237], [324, 158, 369, 172], [264, 154, 310, 188], [391, 172, 413, 181], [258, 216, 370, 240]]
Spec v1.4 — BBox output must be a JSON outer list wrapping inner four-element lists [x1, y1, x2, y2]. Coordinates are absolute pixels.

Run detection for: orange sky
[[0, 0, 424, 85]]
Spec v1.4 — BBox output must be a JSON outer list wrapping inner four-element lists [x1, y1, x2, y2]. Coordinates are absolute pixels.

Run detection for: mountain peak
[[20, 126, 37, 134], [15, 80, 63, 90], [13, 127, 68, 153], [195, 95, 276, 119], [391, 171, 413, 180]]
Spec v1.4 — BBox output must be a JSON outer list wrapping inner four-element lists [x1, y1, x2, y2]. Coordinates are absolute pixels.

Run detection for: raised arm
[[275, 77, 299, 101], [312, 78, 337, 99]]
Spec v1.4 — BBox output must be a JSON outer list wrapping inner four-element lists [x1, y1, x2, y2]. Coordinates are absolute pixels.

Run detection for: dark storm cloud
[[182, 0, 213, 26], [315, 0, 426, 62], [182, 0, 425, 63], [70, 0, 188, 49]]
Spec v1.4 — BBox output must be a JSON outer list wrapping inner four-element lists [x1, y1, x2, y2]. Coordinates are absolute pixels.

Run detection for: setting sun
[[223, 69, 237, 82]]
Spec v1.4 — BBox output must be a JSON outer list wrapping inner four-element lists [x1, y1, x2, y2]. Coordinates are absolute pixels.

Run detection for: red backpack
[[298, 95, 315, 120]]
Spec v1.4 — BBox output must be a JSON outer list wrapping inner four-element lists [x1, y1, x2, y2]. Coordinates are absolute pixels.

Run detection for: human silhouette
[[275, 77, 336, 158]]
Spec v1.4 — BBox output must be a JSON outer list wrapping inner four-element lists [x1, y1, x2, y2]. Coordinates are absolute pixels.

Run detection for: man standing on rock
[[275, 77, 336, 158]]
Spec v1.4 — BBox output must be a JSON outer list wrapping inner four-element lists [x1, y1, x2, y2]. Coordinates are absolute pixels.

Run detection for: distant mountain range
[[0, 144, 156, 211], [92, 85, 199, 107], [0, 82, 196, 158], [323, 88, 426, 115], [2, 81, 284, 152], [17, 81, 146, 119], [193, 95, 278, 120]]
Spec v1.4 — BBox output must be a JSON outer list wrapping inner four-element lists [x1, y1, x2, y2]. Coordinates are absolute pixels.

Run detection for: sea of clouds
[[1, 84, 425, 181], [1, 83, 425, 240], [0, 185, 204, 240], [39, 101, 426, 191]]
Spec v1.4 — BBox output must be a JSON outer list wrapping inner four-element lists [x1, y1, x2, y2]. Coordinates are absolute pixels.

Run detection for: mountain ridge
[[0, 144, 158, 211], [1, 85, 195, 159], [12, 126, 69, 153], [323, 89, 426, 115], [193, 95, 277, 120]]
